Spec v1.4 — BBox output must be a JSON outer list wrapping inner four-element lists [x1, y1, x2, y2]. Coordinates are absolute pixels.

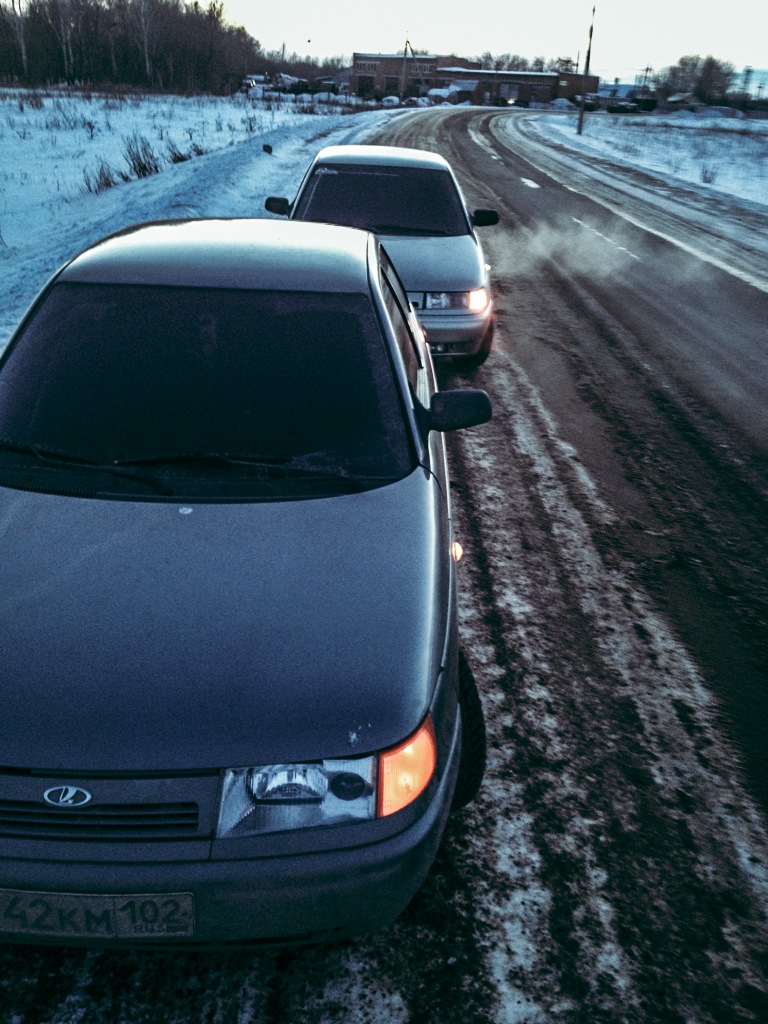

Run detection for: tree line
[[0, 0, 344, 93], [479, 53, 580, 74], [653, 54, 745, 104], [480, 50, 754, 106], [0, 5, 757, 105]]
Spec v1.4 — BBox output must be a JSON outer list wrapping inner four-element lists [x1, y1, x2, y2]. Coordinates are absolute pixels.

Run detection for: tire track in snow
[[442, 334, 768, 1020], [446, 390, 646, 1021]]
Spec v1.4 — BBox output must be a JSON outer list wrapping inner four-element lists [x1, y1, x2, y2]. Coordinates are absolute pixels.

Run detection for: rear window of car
[[0, 283, 415, 499], [294, 164, 470, 237]]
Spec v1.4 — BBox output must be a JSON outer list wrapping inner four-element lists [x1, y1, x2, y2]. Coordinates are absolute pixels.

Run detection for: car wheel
[[459, 322, 494, 369], [451, 648, 487, 810]]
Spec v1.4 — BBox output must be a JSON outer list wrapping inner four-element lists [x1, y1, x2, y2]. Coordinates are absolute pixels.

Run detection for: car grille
[[0, 799, 200, 839]]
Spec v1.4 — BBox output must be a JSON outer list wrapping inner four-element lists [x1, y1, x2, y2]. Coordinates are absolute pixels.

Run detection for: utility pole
[[577, 6, 596, 135], [400, 38, 409, 101]]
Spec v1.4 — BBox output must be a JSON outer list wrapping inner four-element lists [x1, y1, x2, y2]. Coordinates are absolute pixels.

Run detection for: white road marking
[[496, 116, 767, 292], [521, 178, 541, 189], [572, 216, 642, 261]]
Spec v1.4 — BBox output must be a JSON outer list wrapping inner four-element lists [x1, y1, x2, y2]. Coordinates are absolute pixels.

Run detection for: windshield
[[0, 283, 414, 500], [294, 164, 470, 237]]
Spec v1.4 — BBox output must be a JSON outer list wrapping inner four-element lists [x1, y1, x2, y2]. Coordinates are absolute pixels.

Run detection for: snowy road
[[375, 107, 768, 1021], [1, 103, 767, 1023]]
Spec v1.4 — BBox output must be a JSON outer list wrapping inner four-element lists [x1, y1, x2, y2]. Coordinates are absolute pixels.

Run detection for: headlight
[[216, 717, 437, 838], [217, 757, 376, 838], [424, 289, 489, 312]]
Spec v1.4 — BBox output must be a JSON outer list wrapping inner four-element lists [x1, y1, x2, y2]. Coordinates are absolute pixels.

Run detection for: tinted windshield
[[0, 283, 414, 500], [294, 164, 470, 236]]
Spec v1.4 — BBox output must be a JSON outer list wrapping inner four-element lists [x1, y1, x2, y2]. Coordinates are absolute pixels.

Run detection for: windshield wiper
[[0, 439, 83, 462], [112, 452, 296, 472], [369, 224, 451, 236], [0, 439, 171, 494], [114, 452, 370, 490]]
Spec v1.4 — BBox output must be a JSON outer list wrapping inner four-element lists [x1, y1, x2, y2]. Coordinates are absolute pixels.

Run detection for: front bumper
[[416, 306, 493, 358], [0, 721, 460, 948]]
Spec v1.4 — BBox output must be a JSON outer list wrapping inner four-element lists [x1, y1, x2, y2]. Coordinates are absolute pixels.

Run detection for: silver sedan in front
[[266, 145, 499, 366]]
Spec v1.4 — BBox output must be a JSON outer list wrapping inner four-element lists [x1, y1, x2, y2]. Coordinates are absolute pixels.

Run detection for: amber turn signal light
[[378, 716, 437, 817]]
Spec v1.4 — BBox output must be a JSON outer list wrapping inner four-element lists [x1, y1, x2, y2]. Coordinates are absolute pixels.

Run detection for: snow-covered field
[[0, 88, 398, 346], [534, 109, 768, 205], [0, 88, 355, 249], [2, 88, 766, 349]]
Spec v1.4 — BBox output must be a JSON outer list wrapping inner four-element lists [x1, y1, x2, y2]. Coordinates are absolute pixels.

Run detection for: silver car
[[266, 145, 499, 366]]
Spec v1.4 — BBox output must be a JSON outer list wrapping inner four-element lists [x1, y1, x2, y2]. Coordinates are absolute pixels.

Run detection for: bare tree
[[129, 0, 158, 82], [655, 54, 736, 103], [654, 54, 701, 97], [6, 0, 29, 76], [547, 56, 577, 74], [43, 0, 76, 80], [479, 52, 531, 72], [696, 55, 735, 103], [505, 54, 531, 71]]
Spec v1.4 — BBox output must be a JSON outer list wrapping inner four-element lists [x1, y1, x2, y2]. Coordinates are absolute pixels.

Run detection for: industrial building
[[351, 53, 598, 106]]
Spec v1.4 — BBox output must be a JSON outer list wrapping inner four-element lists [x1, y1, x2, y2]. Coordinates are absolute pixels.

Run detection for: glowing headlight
[[467, 287, 490, 312], [424, 289, 489, 312]]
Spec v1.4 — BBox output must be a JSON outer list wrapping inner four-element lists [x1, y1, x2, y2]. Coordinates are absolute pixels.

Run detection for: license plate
[[0, 888, 195, 939]]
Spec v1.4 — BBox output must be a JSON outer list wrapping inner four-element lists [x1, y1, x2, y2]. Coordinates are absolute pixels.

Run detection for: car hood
[[0, 470, 450, 772], [379, 233, 486, 293]]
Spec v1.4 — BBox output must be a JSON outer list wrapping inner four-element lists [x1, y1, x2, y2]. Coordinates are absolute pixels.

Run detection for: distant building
[[351, 53, 598, 105], [315, 67, 353, 94], [434, 68, 599, 106], [598, 80, 656, 111], [352, 53, 481, 99]]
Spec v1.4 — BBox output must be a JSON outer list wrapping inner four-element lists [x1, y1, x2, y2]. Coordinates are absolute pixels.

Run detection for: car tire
[[451, 648, 487, 810], [459, 321, 494, 369]]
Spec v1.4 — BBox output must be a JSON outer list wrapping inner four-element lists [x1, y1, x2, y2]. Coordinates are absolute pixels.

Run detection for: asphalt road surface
[[1, 108, 767, 1024]]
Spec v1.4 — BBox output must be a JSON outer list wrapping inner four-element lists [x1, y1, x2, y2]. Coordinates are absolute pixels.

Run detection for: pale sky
[[222, 0, 765, 84]]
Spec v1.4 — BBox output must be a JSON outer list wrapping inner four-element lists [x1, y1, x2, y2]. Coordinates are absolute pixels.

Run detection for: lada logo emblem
[[43, 786, 92, 807]]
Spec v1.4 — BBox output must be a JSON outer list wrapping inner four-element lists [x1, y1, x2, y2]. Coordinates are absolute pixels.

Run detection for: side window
[[381, 250, 414, 324], [379, 250, 424, 389], [381, 272, 420, 389]]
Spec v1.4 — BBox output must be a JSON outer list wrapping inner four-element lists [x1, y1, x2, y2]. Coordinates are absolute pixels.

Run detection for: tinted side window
[[381, 250, 415, 323], [381, 273, 420, 390]]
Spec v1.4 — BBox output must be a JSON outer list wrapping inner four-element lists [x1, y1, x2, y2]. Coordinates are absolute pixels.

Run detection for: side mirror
[[427, 390, 492, 433], [265, 196, 291, 216], [472, 209, 499, 227]]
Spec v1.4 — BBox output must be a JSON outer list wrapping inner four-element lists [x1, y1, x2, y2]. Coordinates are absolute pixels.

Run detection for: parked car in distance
[[0, 218, 491, 947], [606, 101, 639, 113], [266, 145, 499, 366]]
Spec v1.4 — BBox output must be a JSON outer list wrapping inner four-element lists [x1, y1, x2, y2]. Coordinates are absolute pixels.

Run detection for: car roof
[[311, 144, 452, 172], [58, 219, 376, 292]]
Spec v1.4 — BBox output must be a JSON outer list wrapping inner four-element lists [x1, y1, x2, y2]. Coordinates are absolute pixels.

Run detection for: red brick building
[[351, 53, 599, 106], [352, 53, 480, 100]]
